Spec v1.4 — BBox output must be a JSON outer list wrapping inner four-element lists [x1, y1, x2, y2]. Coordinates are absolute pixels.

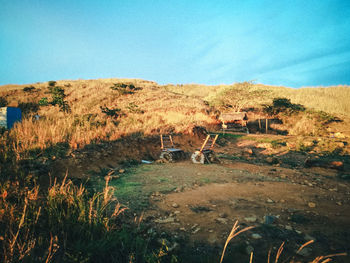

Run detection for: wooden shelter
[[219, 112, 248, 133]]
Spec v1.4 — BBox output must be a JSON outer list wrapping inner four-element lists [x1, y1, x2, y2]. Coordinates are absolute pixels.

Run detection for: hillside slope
[[0, 78, 349, 157]]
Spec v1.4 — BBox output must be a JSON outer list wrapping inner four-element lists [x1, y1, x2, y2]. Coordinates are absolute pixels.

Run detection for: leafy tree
[[214, 81, 270, 112]]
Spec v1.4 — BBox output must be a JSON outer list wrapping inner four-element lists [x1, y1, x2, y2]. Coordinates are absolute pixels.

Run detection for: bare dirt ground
[[54, 132, 350, 262]]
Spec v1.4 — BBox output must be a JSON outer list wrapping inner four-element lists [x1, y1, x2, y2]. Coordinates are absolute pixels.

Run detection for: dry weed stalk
[[219, 220, 255, 263]]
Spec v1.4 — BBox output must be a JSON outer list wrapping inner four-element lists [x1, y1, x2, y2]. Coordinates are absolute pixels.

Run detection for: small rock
[[191, 224, 199, 230], [245, 216, 257, 223], [308, 202, 316, 208], [336, 201, 342, 206], [215, 217, 228, 224], [295, 230, 302, 235], [285, 225, 293, 231], [180, 227, 186, 231], [118, 169, 125, 173], [174, 210, 181, 214], [267, 198, 274, 203], [172, 203, 179, 208], [251, 233, 262, 239], [192, 227, 201, 234], [208, 229, 214, 233], [154, 217, 175, 224]]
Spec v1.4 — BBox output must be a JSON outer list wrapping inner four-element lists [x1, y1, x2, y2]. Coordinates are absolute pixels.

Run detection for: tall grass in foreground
[[0, 171, 167, 262]]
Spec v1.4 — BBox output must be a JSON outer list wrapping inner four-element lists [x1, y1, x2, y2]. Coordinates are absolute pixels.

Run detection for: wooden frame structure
[[191, 134, 219, 164], [220, 112, 249, 133], [159, 134, 185, 162]]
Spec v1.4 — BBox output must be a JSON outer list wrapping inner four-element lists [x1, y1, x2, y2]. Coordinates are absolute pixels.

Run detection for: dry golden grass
[[163, 83, 350, 117], [1, 79, 217, 156], [1, 78, 349, 157]]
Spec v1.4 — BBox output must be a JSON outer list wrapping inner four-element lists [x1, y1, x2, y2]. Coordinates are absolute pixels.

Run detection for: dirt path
[[57, 132, 350, 262], [98, 160, 349, 262]]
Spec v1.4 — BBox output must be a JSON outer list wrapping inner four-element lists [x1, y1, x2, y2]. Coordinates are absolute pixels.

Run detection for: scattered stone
[[208, 229, 214, 233], [295, 230, 302, 235], [308, 202, 316, 208], [245, 216, 257, 223], [154, 217, 175, 224], [267, 198, 274, 203], [285, 225, 293, 231], [172, 203, 179, 208], [251, 233, 262, 239], [336, 201, 342, 206], [192, 227, 201, 234], [191, 224, 199, 230], [215, 217, 228, 224], [174, 210, 181, 215], [180, 227, 186, 231]]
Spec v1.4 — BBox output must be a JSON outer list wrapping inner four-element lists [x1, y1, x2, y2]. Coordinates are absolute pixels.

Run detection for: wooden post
[[258, 118, 261, 130], [265, 119, 268, 134]]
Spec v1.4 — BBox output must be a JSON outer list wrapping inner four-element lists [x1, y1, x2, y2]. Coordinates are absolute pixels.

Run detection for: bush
[[23, 86, 36, 92], [127, 102, 144, 114], [100, 106, 124, 118], [38, 86, 70, 112], [110, 83, 141, 95], [38, 97, 49, 106], [263, 97, 305, 116], [48, 80, 57, 87], [18, 101, 40, 115], [0, 97, 8, 107]]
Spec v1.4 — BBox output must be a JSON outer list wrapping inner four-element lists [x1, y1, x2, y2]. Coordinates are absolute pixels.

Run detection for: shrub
[[48, 80, 57, 87], [110, 83, 141, 95], [39, 86, 71, 112], [38, 97, 49, 106], [100, 106, 124, 118], [263, 97, 305, 116], [127, 102, 144, 114], [23, 86, 36, 92], [0, 97, 8, 107], [18, 101, 40, 115]]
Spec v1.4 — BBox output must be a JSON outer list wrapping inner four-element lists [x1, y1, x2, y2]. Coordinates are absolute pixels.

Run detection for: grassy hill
[[1, 78, 349, 158], [0, 78, 349, 262]]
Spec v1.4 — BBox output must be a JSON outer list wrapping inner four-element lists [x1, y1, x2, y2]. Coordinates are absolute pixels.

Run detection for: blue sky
[[1, 0, 350, 88]]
